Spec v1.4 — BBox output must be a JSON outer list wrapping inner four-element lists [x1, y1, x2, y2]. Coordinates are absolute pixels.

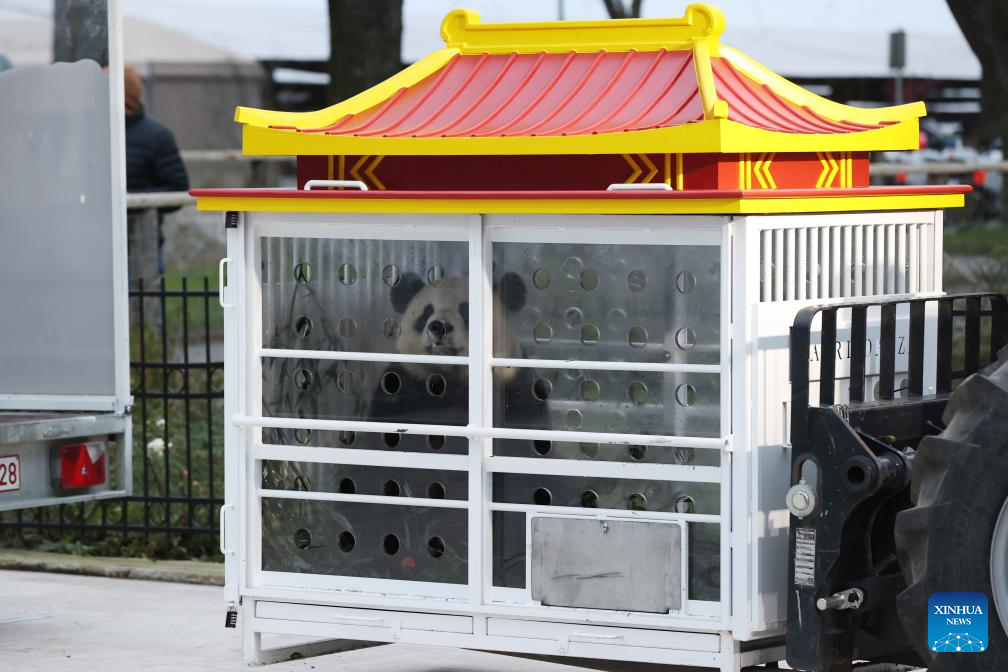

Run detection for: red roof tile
[[277, 50, 891, 139]]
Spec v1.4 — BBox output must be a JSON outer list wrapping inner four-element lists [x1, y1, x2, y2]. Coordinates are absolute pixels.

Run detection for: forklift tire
[[894, 349, 1008, 671]]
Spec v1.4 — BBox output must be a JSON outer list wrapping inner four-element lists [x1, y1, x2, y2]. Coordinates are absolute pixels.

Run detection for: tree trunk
[[946, 1, 1008, 221], [52, 0, 108, 66], [327, 0, 403, 105], [602, 0, 644, 19]]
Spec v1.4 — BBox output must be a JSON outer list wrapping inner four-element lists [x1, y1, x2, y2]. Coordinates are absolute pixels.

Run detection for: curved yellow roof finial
[[439, 4, 725, 54]]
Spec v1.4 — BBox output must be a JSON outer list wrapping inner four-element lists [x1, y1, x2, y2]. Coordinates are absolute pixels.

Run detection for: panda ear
[[390, 272, 426, 314], [497, 271, 527, 312]]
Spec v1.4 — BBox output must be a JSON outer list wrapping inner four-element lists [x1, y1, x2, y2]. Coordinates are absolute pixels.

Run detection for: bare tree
[[946, 1, 1008, 216], [602, 0, 644, 19], [53, 0, 108, 65], [946, 2, 1008, 147], [327, 0, 403, 104]]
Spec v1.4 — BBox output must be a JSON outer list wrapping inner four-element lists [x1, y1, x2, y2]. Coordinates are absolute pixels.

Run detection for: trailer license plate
[[0, 455, 20, 492]]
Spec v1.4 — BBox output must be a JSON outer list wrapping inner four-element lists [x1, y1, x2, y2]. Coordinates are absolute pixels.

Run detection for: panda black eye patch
[[459, 302, 469, 328], [414, 304, 434, 333]]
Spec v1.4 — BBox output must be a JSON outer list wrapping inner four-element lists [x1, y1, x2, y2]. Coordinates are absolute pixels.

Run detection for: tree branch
[[602, 0, 626, 19]]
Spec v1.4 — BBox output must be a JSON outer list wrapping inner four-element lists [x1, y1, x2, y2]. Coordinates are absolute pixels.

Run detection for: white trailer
[[0, 1, 131, 511]]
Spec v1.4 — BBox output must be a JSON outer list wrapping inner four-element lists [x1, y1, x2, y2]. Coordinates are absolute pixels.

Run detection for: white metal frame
[[107, 0, 131, 416], [219, 209, 811, 671]]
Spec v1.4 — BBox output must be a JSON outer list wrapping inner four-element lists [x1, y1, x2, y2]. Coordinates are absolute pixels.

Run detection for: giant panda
[[368, 270, 541, 428]]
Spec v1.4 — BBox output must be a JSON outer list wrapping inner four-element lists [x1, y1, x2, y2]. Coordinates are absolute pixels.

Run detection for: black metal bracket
[[785, 293, 1008, 671], [225, 211, 240, 229]]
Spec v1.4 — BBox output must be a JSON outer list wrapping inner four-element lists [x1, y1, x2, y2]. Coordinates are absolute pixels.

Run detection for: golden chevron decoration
[[816, 151, 854, 188], [738, 152, 776, 189], [348, 155, 386, 190], [622, 153, 659, 183]]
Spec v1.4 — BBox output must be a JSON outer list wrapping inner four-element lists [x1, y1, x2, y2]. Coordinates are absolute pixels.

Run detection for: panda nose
[[428, 320, 448, 343]]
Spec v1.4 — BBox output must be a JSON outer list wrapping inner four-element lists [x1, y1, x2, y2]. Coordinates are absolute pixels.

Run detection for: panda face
[[396, 277, 470, 358], [390, 271, 527, 378]]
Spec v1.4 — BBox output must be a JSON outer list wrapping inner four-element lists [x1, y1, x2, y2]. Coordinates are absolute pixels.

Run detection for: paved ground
[[0, 570, 697, 672], [0, 568, 929, 672]]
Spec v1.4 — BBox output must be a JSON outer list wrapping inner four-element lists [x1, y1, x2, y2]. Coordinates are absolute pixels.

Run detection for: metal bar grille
[[761, 221, 936, 302], [790, 293, 1008, 442]]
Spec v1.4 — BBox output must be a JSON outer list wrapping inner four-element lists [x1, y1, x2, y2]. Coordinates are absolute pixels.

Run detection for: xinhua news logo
[[928, 592, 988, 653]]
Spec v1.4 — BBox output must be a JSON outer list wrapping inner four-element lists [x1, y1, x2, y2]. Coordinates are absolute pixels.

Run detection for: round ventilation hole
[[381, 371, 401, 395], [293, 528, 312, 550], [427, 536, 445, 559], [382, 534, 400, 555], [338, 262, 357, 285]]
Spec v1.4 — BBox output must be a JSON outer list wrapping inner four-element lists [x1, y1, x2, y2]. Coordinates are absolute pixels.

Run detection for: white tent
[[0, 15, 247, 67]]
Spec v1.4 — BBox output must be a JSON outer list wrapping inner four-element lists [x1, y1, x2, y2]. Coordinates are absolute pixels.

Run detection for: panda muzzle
[[427, 320, 453, 344]]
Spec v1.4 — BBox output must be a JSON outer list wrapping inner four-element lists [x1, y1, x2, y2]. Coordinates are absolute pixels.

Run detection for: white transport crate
[[217, 208, 941, 670]]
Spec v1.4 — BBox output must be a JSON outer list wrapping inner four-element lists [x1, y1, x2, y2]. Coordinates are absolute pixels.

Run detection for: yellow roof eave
[[234, 47, 459, 130], [718, 46, 926, 126], [240, 116, 920, 157], [195, 192, 964, 216]]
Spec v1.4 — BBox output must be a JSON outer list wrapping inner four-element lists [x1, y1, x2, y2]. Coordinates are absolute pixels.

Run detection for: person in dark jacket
[[124, 65, 188, 276], [124, 65, 188, 193]]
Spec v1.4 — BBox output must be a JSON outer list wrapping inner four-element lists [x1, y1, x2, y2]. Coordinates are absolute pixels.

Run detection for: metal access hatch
[[531, 516, 686, 613]]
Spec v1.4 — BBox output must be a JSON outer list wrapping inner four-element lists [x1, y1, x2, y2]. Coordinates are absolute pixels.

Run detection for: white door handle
[[218, 504, 230, 554], [218, 257, 233, 309], [303, 179, 368, 191]]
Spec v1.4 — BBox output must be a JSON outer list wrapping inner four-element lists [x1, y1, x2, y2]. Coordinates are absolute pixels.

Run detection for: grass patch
[[944, 224, 1008, 256]]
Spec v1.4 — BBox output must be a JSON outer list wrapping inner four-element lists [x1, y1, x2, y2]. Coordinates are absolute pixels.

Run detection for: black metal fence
[[0, 277, 225, 558]]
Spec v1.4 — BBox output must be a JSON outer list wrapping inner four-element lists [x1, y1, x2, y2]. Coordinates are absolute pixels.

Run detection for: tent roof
[[0, 16, 248, 67], [236, 4, 925, 156]]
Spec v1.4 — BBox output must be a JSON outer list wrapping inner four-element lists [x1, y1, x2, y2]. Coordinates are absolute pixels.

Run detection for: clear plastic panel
[[492, 367, 720, 437], [261, 237, 469, 355], [262, 498, 467, 583], [262, 358, 468, 425], [688, 523, 721, 601], [263, 460, 468, 501], [491, 474, 719, 514], [492, 241, 720, 364], [492, 511, 526, 589]]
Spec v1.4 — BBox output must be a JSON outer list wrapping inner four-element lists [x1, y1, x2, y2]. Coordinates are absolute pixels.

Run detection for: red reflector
[[58, 442, 107, 490]]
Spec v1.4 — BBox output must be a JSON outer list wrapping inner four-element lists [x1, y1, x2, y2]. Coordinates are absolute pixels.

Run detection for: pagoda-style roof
[[236, 4, 925, 156]]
